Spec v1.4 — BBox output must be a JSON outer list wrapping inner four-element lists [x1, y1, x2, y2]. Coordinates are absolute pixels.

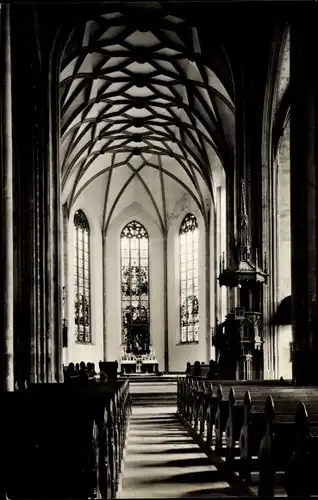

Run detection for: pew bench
[[29, 378, 131, 486], [214, 382, 293, 454], [210, 384, 318, 497], [177, 376, 214, 439], [177, 377, 292, 451], [222, 386, 304, 455], [285, 400, 318, 497], [217, 386, 318, 496], [177, 377, 318, 497], [238, 388, 316, 484], [257, 393, 318, 497], [1, 378, 130, 499]]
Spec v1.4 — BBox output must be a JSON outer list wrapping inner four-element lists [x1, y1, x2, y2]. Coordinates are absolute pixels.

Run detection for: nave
[[118, 407, 246, 499], [2, 371, 318, 499], [1, 2, 318, 498]]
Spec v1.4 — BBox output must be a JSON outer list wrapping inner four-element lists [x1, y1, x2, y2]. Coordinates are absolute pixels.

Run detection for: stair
[[125, 374, 179, 406], [131, 393, 177, 406]]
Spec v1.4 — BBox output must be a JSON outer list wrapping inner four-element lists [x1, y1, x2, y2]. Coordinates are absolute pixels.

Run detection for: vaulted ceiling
[[275, 28, 290, 116], [60, 3, 234, 234], [272, 27, 290, 158]]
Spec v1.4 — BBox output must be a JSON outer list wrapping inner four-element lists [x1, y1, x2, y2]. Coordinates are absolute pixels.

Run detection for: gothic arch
[[179, 213, 199, 343], [261, 23, 289, 166], [73, 209, 92, 343], [105, 204, 165, 367], [120, 220, 150, 352]]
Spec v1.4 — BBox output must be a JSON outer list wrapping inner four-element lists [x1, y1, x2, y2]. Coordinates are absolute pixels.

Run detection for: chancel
[[1, 1, 318, 498]]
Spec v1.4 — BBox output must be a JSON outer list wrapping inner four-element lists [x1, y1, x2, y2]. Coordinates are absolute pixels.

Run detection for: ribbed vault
[[271, 27, 290, 157], [60, 3, 234, 234], [275, 28, 290, 115]]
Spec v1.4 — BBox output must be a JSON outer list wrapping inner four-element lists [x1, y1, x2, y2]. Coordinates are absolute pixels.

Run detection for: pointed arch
[[73, 209, 91, 343], [179, 213, 199, 343], [120, 220, 150, 354]]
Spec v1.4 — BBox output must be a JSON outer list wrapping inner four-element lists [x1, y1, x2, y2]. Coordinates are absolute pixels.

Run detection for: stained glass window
[[180, 213, 199, 343], [121, 221, 149, 354], [74, 210, 91, 343]]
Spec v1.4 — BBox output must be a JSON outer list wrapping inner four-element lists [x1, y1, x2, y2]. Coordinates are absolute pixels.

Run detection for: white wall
[[167, 196, 208, 372], [64, 183, 221, 373], [105, 203, 165, 369], [64, 186, 104, 367]]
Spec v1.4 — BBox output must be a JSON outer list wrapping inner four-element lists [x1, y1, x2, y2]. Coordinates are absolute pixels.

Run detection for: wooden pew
[[177, 376, 214, 440], [224, 385, 298, 460], [179, 379, 292, 453], [177, 376, 318, 497], [285, 400, 318, 497], [3, 391, 105, 499], [239, 390, 266, 483], [1, 378, 130, 500], [257, 392, 318, 497], [214, 380, 292, 454], [177, 377, 296, 458], [29, 378, 130, 494], [237, 387, 318, 485]]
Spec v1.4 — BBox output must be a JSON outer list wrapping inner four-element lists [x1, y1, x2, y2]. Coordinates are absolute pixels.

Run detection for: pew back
[[1, 378, 130, 500]]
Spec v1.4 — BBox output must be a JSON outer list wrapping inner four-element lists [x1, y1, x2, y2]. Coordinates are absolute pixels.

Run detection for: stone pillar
[[163, 234, 169, 372], [47, 20, 63, 383], [62, 203, 69, 364], [226, 171, 236, 311], [8, 7, 44, 386], [290, 9, 318, 385], [0, 4, 14, 391], [205, 213, 211, 362], [9, 4, 63, 384]]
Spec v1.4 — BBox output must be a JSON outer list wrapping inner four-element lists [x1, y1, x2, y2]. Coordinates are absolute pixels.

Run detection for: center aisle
[[118, 407, 248, 498]]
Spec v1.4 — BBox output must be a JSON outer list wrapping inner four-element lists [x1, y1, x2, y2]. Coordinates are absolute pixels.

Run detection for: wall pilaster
[[10, 5, 63, 384], [0, 4, 14, 391], [290, 8, 318, 385]]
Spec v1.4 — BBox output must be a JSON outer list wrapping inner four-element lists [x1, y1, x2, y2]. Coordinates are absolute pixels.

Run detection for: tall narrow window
[[74, 210, 91, 343], [121, 221, 149, 355], [180, 213, 199, 342]]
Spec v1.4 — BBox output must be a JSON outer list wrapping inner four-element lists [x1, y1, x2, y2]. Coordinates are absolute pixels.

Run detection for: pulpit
[[216, 179, 268, 380]]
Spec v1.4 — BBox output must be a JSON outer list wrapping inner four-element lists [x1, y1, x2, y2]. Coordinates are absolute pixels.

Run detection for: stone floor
[[118, 407, 248, 498]]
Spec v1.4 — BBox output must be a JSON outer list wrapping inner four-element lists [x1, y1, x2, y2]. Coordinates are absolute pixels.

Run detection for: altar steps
[[123, 374, 180, 384], [131, 392, 177, 406], [126, 374, 180, 407]]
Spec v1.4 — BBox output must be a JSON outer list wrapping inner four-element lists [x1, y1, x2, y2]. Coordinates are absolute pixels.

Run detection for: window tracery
[[121, 221, 149, 353], [74, 209, 91, 343], [180, 213, 199, 343]]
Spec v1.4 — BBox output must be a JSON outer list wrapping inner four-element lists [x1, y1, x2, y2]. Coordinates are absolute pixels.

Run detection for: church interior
[[0, 0, 317, 498]]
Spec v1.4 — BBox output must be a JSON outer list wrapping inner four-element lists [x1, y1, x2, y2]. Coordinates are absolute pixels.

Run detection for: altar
[[120, 346, 159, 375]]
